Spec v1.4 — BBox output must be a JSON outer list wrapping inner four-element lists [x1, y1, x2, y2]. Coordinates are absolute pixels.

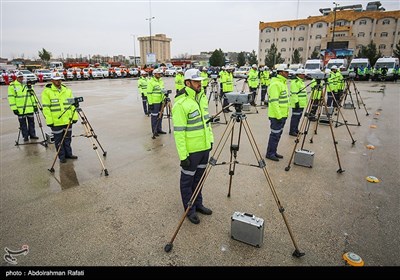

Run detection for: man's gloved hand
[[148, 104, 154, 111], [295, 102, 300, 109], [72, 120, 78, 124], [34, 107, 38, 112], [210, 142, 213, 151], [180, 158, 190, 168], [13, 110, 19, 115]]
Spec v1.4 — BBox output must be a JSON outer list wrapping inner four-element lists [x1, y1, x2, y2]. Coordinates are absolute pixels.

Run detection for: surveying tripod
[[152, 91, 172, 139], [334, 77, 369, 127], [14, 85, 47, 147], [285, 78, 356, 173], [48, 98, 108, 176], [164, 102, 304, 257], [238, 78, 259, 114]]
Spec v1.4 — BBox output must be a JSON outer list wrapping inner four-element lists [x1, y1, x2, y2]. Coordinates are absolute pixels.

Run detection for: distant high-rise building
[[259, 3, 400, 65], [138, 34, 172, 65]]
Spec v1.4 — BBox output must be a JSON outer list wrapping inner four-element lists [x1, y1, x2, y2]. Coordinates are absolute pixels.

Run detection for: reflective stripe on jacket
[[147, 76, 165, 105], [138, 77, 148, 97], [290, 77, 307, 108]]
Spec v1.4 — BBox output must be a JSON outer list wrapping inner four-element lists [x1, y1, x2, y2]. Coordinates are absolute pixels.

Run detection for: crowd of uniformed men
[[8, 64, 348, 224]]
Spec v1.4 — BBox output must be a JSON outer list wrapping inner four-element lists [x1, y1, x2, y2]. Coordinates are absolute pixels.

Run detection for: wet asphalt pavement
[[0, 77, 399, 267]]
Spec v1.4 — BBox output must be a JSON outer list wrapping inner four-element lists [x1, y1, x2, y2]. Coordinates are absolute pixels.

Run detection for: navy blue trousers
[[52, 125, 73, 160], [150, 102, 162, 134], [18, 114, 36, 139], [290, 108, 303, 134], [180, 150, 209, 216], [266, 117, 286, 157]]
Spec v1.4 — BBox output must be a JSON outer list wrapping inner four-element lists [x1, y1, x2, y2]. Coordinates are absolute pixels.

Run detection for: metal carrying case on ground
[[343, 102, 355, 109], [231, 212, 264, 247], [242, 103, 251, 111], [294, 149, 314, 168], [45, 132, 54, 144]]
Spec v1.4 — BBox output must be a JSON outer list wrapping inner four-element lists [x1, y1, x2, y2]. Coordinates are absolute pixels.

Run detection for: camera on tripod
[[162, 89, 172, 97], [67, 97, 84, 106], [26, 81, 33, 90], [225, 92, 253, 105], [308, 71, 328, 81], [210, 74, 218, 81]]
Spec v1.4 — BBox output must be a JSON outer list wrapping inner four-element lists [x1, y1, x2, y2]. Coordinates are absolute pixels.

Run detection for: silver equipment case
[[45, 132, 54, 144], [231, 212, 264, 247], [294, 149, 315, 168]]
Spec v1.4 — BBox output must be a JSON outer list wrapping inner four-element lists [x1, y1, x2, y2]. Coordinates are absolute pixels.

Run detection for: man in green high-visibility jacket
[[172, 69, 214, 225]]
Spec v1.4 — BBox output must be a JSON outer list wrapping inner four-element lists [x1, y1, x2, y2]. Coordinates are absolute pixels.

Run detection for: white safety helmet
[[221, 66, 226, 70], [252, 64, 257, 68], [276, 65, 289, 72], [202, 67, 207, 71], [177, 69, 184, 73], [331, 65, 338, 70], [296, 69, 305, 75], [141, 71, 148, 75], [16, 72, 24, 77], [153, 68, 162, 74], [184, 69, 204, 81], [51, 72, 62, 80]]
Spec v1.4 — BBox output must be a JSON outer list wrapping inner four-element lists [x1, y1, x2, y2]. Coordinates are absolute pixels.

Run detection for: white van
[[304, 59, 323, 79], [349, 58, 371, 80], [326, 58, 348, 71], [373, 57, 399, 80]]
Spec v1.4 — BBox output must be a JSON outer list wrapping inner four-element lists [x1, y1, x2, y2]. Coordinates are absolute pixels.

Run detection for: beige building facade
[[138, 34, 172, 65], [258, 8, 400, 65]]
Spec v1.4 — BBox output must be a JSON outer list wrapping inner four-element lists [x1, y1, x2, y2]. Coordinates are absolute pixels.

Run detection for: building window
[[266, 29, 272, 33], [358, 32, 365, 37], [356, 44, 363, 49], [266, 39, 270, 43], [299, 37, 304, 41], [379, 44, 386, 49], [359, 19, 367, 25], [298, 47, 303, 51], [282, 27, 288, 31], [316, 35, 322, 39], [281, 48, 286, 52], [380, 32, 388, 37], [382, 19, 390, 25], [299, 26, 305, 31], [316, 23, 323, 28], [315, 46, 321, 51], [281, 38, 287, 42], [260, 39, 262, 42]]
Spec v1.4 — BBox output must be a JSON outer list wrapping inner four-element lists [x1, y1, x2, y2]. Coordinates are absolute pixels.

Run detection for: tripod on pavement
[[285, 79, 356, 173], [48, 98, 108, 176], [334, 77, 369, 127], [15, 85, 47, 147], [207, 78, 228, 124], [164, 102, 304, 257], [152, 91, 173, 139]]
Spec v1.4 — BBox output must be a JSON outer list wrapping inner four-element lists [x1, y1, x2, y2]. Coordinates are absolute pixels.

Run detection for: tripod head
[[67, 97, 84, 108]]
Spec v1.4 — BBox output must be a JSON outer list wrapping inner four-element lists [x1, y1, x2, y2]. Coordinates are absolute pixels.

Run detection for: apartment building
[[258, 2, 400, 65]]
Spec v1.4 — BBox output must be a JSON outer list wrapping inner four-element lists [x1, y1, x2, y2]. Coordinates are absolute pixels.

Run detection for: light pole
[[131, 34, 137, 67], [145, 16, 155, 53], [332, 2, 339, 43]]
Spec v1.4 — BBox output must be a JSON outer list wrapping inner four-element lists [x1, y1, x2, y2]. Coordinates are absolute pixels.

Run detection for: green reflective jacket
[[147, 76, 165, 105], [138, 77, 149, 97], [268, 75, 289, 119], [41, 83, 78, 126], [247, 69, 259, 88], [172, 87, 214, 160], [290, 77, 308, 108], [175, 73, 185, 91], [8, 80, 37, 114]]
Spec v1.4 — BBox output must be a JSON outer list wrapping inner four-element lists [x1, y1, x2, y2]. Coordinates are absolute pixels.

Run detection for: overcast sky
[[1, 0, 399, 60]]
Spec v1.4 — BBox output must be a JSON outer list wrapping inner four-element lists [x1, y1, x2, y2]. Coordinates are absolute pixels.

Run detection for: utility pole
[[332, 2, 339, 43], [146, 17, 155, 53], [131, 34, 137, 67]]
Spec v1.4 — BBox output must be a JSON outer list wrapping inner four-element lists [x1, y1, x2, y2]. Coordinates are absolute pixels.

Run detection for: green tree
[[291, 49, 302, 64], [248, 50, 258, 65], [38, 48, 52, 65], [237, 52, 246, 67], [310, 48, 320, 59], [356, 41, 382, 66], [209, 49, 225, 67], [392, 39, 400, 58], [264, 43, 284, 68]]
